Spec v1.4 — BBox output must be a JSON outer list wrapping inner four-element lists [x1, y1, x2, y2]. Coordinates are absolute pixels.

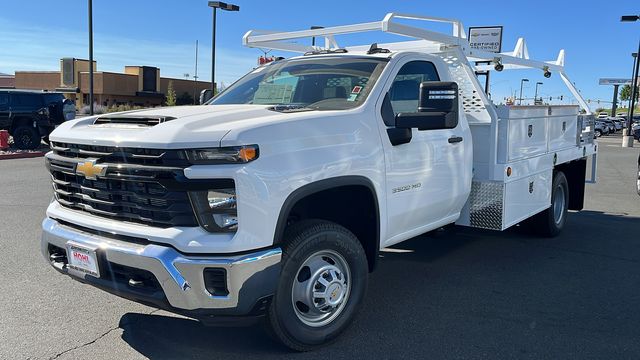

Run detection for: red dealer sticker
[[351, 86, 363, 94]]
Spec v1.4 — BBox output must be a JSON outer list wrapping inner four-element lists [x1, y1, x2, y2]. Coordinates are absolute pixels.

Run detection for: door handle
[[448, 136, 463, 144]]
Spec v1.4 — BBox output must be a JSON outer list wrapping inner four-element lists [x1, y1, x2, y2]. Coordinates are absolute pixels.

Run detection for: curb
[[0, 151, 46, 160]]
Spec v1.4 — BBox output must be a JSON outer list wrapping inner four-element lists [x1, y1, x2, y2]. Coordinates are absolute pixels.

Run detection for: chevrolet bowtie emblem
[[75, 158, 107, 180]]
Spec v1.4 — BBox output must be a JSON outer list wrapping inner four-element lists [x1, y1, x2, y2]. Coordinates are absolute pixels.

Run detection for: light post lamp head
[[621, 15, 639, 22], [208, 1, 240, 11]]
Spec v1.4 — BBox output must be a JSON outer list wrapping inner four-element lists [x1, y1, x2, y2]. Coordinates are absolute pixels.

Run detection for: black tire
[[636, 163, 640, 196], [265, 219, 368, 351], [594, 129, 602, 138], [528, 171, 569, 237], [12, 125, 40, 150]]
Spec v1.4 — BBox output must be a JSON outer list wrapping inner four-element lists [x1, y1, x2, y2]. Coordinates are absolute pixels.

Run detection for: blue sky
[[0, 0, 638, 110]]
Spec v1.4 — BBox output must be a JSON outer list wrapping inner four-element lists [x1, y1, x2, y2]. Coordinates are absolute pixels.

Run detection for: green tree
[[620, 84, 639, 102], [166, 81, 177, 106]]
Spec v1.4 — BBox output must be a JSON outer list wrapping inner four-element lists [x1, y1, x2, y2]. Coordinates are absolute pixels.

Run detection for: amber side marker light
[[239, 147, 258, 162], [506, 167, 512, 177]]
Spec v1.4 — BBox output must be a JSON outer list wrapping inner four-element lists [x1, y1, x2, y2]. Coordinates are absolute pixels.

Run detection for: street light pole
[[519, 78, 529, 105], [210, 5, 216, 95], [621, 14, 639, 147], [629, 40, 640, 124], [629, 53, 638, 112], [88, 0, 94, 115], [534, 82, 543, 104], [194, 39, 199, 104], [208, 2, 239, 97]]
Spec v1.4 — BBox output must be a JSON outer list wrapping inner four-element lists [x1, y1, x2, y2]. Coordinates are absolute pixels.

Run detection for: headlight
[[189, 185, 238, 233], [186, 145, 259, 164]]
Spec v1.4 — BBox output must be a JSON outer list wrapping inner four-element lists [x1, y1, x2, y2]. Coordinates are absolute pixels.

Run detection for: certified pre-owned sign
[[468, 26, 503, 53]]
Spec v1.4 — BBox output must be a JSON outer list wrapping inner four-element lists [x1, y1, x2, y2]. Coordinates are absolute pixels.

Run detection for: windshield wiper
[[268, 104, 314, 113], [303, 48, 348, 56]]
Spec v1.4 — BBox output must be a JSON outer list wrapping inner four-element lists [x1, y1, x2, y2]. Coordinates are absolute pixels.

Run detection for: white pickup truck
[[41, 13, 597, 351]]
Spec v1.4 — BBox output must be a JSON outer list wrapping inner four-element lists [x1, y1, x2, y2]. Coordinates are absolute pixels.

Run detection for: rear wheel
[[528, 171, 569, 237], [265, 220, 368, 351], [12, 125, 40, 150]]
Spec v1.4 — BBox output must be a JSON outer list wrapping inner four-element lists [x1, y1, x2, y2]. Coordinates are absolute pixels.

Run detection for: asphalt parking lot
[[1, 135, 639, 359]]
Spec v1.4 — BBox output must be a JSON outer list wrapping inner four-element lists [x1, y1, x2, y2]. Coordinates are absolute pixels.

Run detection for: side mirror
[[395, 81, 458, 130], [200, 89, 213, 105]]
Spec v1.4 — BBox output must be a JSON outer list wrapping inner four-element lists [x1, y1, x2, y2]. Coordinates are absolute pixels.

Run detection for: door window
[[389, 61, 439, 115]]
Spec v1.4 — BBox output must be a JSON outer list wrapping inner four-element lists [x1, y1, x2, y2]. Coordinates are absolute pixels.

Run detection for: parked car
[[594, 121, 608, 137], [597, 112, 609, 119], [611, 118, 624, 131], [600, 119, 617, 133], [0, 90, 75, 149], [596, 119, 616, 135]]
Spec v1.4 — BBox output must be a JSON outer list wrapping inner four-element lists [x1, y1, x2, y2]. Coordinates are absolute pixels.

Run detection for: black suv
[[0, 90, 75, 149]]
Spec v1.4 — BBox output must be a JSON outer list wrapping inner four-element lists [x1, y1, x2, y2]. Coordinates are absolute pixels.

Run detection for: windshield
[[211, 56, 388, 111]]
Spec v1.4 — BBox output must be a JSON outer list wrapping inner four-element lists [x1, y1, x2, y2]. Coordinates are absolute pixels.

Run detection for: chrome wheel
[[553, 184, 566, 225], [291, 250, 351, 327]]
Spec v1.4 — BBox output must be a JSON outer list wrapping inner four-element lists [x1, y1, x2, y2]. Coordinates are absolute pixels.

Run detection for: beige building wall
[[15, 72, 61, 90], [160, 77, 212, 102], [13, 58, 214, 107]]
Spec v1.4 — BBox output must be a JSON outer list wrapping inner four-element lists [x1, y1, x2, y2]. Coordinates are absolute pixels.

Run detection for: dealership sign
[[468, 26, 503, 53], [598, 78, 632, 85]]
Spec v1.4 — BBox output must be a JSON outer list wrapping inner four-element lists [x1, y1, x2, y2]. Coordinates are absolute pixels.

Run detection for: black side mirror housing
[[395, 81, 459, 130], [381, 93, 412, 146]]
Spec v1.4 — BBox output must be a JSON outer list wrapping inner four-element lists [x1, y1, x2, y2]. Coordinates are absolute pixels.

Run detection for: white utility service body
[[40, 13, 596, 350]]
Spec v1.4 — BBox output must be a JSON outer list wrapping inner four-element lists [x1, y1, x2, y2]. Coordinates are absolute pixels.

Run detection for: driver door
[[378, 58, 469, 245]]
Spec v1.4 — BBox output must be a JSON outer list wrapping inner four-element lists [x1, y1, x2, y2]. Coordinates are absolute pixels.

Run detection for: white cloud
[[0, 17, 257, 85]]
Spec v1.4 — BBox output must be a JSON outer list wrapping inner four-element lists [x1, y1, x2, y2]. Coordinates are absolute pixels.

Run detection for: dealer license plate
[[66, 243, 100, 278]]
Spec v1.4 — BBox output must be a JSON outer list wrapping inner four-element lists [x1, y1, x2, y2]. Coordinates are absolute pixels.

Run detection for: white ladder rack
[[243, 13, 589, 112]]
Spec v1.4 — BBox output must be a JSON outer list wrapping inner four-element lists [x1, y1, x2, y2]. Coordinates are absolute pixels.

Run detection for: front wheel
[[265, 220, 368, 351], [594, 129, 602, 138]]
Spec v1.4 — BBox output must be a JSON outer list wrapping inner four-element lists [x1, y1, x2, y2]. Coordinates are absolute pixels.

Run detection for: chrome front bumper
[[41, 217, 282, 314]]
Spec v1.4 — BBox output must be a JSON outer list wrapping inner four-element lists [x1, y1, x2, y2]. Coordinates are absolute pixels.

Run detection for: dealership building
[[13, 58, 212, 108]]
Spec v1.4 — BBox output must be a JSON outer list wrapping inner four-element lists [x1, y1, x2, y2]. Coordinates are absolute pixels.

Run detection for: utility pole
[[88, 0, 94, 115]]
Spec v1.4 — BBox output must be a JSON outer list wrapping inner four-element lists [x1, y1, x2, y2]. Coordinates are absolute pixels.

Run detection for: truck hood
[[49, 105, 293, 149]]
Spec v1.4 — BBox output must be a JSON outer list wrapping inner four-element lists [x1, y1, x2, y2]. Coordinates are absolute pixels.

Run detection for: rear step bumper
[[41, 217, 282, 318]]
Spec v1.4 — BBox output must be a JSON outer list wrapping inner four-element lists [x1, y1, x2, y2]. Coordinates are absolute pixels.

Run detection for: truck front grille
[[46, 143, 198, 228]]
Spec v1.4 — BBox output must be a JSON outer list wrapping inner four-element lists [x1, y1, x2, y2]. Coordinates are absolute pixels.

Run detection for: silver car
[[594, 121, 608, 137]]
